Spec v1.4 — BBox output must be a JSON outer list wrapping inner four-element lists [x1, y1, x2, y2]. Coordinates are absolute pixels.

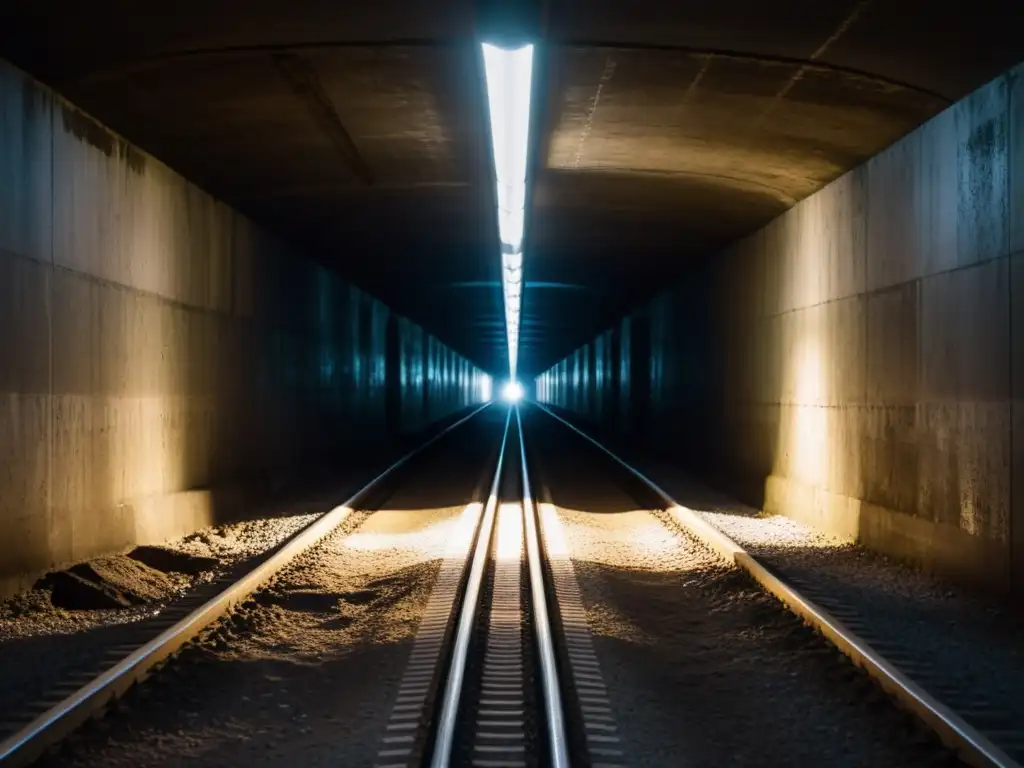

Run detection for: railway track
[[0, 405, 494, 768], [2, 401, 1020, 767], [532, 402, 1023, 768], [377, 406, 572, 768], [1, 404, 580, 768]]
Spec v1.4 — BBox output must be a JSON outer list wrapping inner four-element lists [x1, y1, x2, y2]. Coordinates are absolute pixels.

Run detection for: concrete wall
[[0, 60, 488, 597], [538, 63, 1024, 595]]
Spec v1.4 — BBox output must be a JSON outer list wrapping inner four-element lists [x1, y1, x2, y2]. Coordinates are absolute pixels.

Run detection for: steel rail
[[429, 406, 512, 768], [533, 401, 1022, 768], [0, 403, 493, 768], [515, 406, 571, 768]]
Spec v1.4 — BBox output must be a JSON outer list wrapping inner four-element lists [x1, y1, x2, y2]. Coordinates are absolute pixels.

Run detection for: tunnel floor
[[1, 406, 1021, 767]]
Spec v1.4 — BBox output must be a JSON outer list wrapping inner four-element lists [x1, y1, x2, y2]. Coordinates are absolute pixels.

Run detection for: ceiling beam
[[270, 52, 375, 186]]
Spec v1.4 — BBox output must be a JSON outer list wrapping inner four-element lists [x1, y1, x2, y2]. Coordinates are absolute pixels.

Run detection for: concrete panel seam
[[47, 98, 55, 573], [0, 245, 51, 269], [759, 256, 1013, 324], [49, 261, 251, 322]]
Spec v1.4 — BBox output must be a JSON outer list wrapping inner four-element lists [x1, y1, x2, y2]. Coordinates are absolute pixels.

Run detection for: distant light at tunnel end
[[481, 41, 534, 381], [501, 380, 525, 403]]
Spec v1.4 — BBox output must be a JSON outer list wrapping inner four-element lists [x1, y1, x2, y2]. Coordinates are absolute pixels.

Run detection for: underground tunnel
[[1, 1, 1023, 766]]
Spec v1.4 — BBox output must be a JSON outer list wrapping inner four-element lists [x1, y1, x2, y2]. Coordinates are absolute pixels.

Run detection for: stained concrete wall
[[0, 60, 488, 598], [538, 64, 1024, 594]]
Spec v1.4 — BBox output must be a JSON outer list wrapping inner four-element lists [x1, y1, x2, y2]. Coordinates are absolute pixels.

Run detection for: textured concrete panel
[[917, 109, 959, 277], [919, 258, 1010, 404], [917, 402, 1011, 541], [866, 282, 919, 406], [858, 404, 916, 513], [955, 76, 1010, 268], [821, 172, 867, 303], [825, 295, 867, 407], [0, 394, 50, 566], [782, 204, 826, 312], [0, 65, 51, 264], [865, 130, 921, 292], [0, 253, 51, 395]]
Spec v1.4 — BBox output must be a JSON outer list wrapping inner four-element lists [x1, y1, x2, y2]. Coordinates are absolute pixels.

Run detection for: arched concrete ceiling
[[1, 0, 1022, 376]]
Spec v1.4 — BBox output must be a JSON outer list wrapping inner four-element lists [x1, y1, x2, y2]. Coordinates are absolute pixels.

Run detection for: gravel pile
[[0, 507, 325, 731], [172, 513, 326, 565], [37, 505, 476, 766]]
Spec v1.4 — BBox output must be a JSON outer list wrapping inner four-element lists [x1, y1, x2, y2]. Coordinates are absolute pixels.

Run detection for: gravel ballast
[[29, 408, 504, 767], [527, 411, 964, 768], [0, 509, 323, 734], [537, 406, 1024, 759], [0, 411, 489, 739], [36, 508, 459, 767], [648, 465, 1024, 756], [0, 408, 487, 730]]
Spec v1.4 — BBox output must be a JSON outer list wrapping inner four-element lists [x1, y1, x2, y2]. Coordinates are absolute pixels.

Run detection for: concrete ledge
[[765, 473, 1012, 592], [128, 485, 249, 547], [764, 474, 862, 540]]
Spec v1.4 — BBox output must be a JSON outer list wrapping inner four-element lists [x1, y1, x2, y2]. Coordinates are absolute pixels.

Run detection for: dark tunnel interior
[[1, 0, 1024, 599], [4, 6, 1024, 768]]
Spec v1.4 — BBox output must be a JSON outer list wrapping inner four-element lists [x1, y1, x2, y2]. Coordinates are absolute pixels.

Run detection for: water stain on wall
[[60, 102, 146, 174]]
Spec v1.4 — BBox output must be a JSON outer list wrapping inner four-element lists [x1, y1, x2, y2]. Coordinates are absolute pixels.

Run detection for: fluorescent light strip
[[482, 42, 534, 380]]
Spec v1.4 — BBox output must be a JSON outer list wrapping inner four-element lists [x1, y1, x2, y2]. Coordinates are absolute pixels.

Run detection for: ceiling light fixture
[[481, 42, 534, 381]]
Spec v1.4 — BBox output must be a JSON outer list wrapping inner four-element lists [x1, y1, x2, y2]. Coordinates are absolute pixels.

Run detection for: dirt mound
[[35, 568, 131, 610], [36, 554, 199, 610], [127, 546, 219, 575]]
